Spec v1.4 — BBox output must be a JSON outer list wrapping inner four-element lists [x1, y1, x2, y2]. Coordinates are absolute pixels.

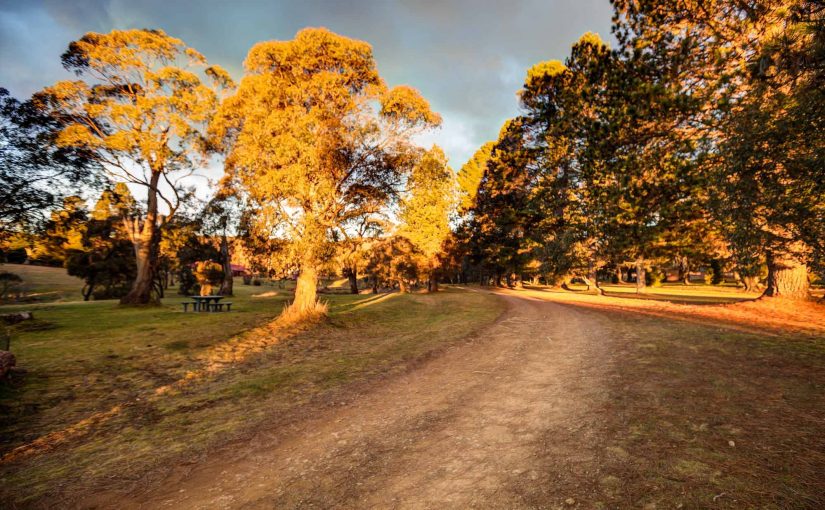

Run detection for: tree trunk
[[371, 276, 379, 294], [677, 256, 690, 285], [398, 278, 408, 293], [742, 275, 760, 293], [219, 232, 233, 296], [763, 251, 809, 299], [121, 172, 161, 305], [291, 265, 319, 313], [427, 269, 439, 292], [635, 258, 647, 294], [346, 268, 359, 294], [531, 275, 540, 286]]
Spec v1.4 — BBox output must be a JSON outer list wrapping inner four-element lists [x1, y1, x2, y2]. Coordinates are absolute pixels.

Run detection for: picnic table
[[182, 295, 233, 312]]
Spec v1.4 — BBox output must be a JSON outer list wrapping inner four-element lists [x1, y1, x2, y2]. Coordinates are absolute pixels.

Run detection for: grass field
[[0, 267, 505, 505], [0, 263, 86, 303], [561, 281, 762, 304]]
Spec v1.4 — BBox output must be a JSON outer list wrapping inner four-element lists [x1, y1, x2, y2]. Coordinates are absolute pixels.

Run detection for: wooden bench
[[182, 301, 232, 312], [182, 302, 200, 312]]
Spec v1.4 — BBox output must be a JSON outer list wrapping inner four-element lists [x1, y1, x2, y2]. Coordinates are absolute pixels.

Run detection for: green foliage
[[399, 145, 456, 283]]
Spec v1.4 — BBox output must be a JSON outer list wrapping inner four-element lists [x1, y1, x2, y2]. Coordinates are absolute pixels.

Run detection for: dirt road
[[109, 290, 611, 509], [113, 288, 825, 509]]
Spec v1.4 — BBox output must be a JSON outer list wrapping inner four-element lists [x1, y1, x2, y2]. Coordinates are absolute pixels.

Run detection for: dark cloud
[[0, 0, 614, 166]]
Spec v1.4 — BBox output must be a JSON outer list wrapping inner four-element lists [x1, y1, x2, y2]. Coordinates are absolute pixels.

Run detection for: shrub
[[649, 268, 665, 287]]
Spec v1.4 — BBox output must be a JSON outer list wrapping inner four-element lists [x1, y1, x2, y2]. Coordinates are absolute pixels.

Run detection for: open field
[[0, 271, 505, 506]]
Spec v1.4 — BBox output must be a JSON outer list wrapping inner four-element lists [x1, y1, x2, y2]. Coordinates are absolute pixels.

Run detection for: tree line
[[450, 0, 823, 300], [0, 28, 456, 314]]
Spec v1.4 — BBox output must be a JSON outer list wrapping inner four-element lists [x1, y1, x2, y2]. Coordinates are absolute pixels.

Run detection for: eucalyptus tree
[[211, 28, 441, 316], [35, 29, 233, 304]]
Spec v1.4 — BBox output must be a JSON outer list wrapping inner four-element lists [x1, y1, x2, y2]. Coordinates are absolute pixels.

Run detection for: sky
[[0, 0, 614, 170]]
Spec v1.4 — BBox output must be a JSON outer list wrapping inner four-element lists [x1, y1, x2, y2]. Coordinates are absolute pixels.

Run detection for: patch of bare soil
[[86, 289, 825, 509]]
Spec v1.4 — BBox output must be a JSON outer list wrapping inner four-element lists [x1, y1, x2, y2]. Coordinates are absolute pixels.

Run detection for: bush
[[1, 248, 27, 264], [649, 268, 665, 287], [252, 278, 262, 286]]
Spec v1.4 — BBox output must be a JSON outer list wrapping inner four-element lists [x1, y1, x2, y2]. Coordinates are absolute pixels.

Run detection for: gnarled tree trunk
[[763, 251, 809, 299], [345, 267, 359, 294]]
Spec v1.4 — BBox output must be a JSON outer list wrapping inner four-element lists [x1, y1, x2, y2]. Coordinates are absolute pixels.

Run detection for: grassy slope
[[0, 283, 504, 505], [0, 263, 86, 303]]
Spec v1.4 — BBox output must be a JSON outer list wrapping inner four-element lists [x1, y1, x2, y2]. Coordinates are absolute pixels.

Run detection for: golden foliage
[[212, 27, 441, 309]]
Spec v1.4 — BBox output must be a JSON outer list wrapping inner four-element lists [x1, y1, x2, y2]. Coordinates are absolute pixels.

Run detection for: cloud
[[0, 0, 614, 168]]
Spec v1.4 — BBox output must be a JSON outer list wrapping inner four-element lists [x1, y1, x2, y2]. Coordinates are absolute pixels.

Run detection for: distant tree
[[28, 196, 89, 266], [212, 28, 441, 316], [35, 29, 233, 305], [193, 260, 223, 296], [65, 184, 138, 300], [456, 142, 494, 214], [365, 236, 420, 293], [399, 146, 456, 292], [200, 186, 244, 296]]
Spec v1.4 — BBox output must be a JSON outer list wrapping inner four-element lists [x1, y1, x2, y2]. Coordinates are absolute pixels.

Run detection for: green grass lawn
[[0, 271, 504, 505]]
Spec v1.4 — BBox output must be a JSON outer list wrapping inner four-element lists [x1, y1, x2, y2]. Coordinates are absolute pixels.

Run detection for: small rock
[[728, 440, 735, 447], [565, 498, 575, 505]]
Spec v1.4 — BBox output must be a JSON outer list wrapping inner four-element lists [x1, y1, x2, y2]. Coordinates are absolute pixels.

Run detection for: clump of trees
[[453, 1, 824, 300]]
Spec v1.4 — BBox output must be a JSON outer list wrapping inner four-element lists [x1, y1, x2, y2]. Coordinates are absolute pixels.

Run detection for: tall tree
[[612, 0, 824, 298], [456, 141, 494, 214], [0, 88, 98, 241], [35, 29, 233, 304], [399, 145, 456, 292], [212, 28, 440, 316]]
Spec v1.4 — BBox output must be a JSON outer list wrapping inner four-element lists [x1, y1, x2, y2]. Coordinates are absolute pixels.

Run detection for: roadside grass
[[0, 263, 86, 303], [0, 281, 296, 449], [593, 312, 825, 508], [559, 281, 761, 304], [0, 285, 504, 506]]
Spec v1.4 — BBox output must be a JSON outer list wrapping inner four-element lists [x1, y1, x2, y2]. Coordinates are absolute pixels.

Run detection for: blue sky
[[0, 0, 614, 169]]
